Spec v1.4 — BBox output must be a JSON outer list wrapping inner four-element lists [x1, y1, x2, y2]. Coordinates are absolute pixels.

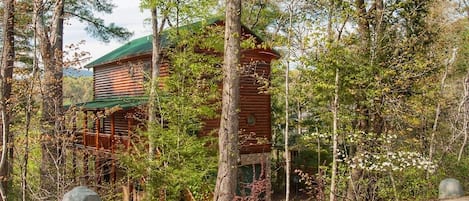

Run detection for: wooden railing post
[[111, 113, 115, 153], [127, 114, 132, 149]]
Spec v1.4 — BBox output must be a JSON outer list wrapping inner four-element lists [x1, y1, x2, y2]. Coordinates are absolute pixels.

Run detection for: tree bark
[[213, 0, 241, 200], [147, 6, 163, 200], [330, 68, 339, 201], [345, 2, 371, 200], [0, 0, 15, 200], [284, 2, 295, 200], [355, 0, 370, 44], [148, 6, 161, 162], [34, 0, 65, 199]]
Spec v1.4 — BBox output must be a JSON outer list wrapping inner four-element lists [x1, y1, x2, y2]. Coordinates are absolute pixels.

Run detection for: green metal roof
[[70, 96, 148, 110], [85, 35, 155, 68], [85, 18, 222, 68]]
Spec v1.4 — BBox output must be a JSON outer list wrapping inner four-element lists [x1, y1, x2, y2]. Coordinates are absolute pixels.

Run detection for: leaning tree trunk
[[148, 7, 162, 142], [213, 0, 241, 200], [147, 6, 167, 200], [0, 0, 15, 200]]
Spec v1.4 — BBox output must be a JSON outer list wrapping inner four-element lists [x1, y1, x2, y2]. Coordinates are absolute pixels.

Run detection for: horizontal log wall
[[103, 110, 132, 136], [202, 51, 274, 154], [94, 59, 170, 99], [94, 62, 145, 99], [91, 49, 275, 154]]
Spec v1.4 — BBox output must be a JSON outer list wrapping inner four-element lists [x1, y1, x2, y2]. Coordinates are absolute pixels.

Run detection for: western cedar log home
[[71, 18, 279, 199]]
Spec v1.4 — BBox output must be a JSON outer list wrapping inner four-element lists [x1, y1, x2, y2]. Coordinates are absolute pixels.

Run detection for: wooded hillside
[[1, 0, 469, 200]]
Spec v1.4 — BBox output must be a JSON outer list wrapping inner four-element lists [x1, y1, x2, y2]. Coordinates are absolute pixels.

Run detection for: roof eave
[[85, 51, 153, 69]]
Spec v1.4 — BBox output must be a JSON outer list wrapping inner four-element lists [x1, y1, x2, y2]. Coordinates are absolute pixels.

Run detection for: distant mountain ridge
[[64, 68, 93, 77]]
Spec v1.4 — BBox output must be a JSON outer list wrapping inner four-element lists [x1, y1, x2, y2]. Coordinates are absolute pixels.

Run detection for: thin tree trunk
[[214, 0, 241, 200], [297, 101, 301, 136], [330, 68, 339, 201], [458, 72, 469, 161], [23, 6, 43, 200], [147, 7, 169, 200], [284, 58, 291, 201], [284, 2, 295, 200], [148, 7, 161, 146], [429, 48, 455, 163], [458, 116, 468, 161], [0, 1, 15, 200]]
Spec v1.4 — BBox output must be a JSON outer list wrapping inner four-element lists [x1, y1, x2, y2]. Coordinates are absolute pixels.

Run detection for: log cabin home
[[70, 18, 279, 200]]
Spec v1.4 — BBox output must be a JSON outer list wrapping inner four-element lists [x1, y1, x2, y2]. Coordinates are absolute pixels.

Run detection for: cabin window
[[247, 114, 256, 126], [128, 64, 134, 78], [142, 63, 151, 83]]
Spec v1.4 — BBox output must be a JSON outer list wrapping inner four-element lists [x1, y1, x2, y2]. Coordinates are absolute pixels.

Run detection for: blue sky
[[64, 0, 151, 68]]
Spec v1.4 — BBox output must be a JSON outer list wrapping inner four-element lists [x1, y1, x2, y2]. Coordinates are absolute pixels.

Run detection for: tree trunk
[[34, 0, 65, 199], [355, 0, 369, 45], [429, 48, 454, 164], [213, 0, 241, 200], [330, 68, 339, 201], [0, 0, 15, 199], [345, 1, 371, 200], [147, 6, 164, 200], [284, 2, 295, 200], [148, 7, 161, 136]]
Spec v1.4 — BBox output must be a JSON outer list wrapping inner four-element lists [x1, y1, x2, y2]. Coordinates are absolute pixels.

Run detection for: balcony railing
[[75, 131, 130, 152]]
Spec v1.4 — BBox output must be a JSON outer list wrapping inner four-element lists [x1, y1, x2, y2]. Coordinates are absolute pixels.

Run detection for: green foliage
[[375, 168, 438, 201], [240, 0, 283, 40], [66, 0, 133, 42], [140, 0, 217, 25], [269, 0, 469, 200], [121, 26, 222, 200], [63, 76, 93, 105]]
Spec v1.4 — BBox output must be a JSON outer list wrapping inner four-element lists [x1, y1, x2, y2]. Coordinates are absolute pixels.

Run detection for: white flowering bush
[[338, 132, 437, 173], [345, 151, 437, 173], [297, 130, 441, 200], [302, 131, 437, 173]]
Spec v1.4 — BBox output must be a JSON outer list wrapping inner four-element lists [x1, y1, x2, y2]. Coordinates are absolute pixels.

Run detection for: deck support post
[[127, 115, 132, 149], [111, 113, 116, 183], [95, 111, 100, 150], [83, 111, 87, 146]]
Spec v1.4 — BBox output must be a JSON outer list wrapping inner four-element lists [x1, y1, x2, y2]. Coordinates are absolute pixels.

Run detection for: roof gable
[[85, 18, 277, 68]]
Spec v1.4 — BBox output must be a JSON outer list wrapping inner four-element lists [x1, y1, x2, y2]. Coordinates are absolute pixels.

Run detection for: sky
[[63, 1, 151, 69]]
